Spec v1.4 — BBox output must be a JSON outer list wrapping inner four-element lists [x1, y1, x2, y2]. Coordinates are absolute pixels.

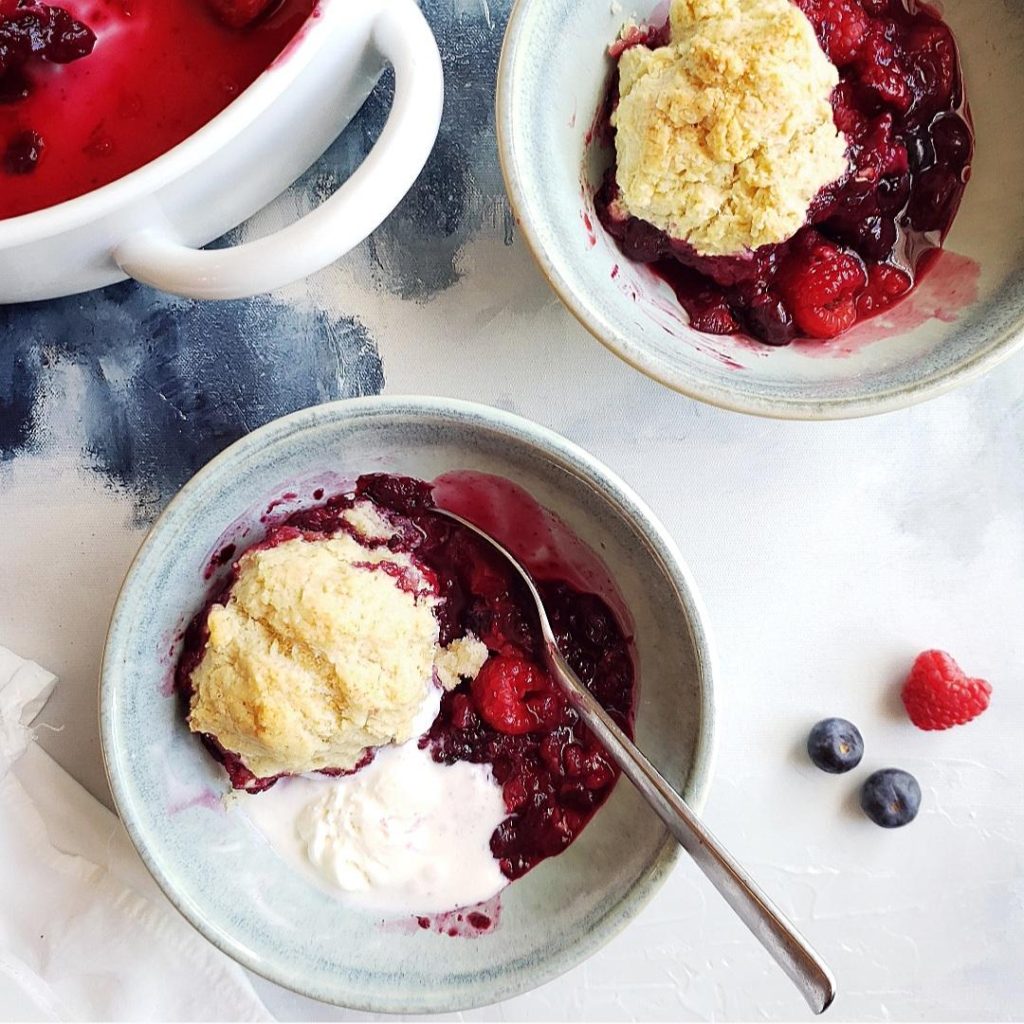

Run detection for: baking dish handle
[[114, 0, 443, 300]]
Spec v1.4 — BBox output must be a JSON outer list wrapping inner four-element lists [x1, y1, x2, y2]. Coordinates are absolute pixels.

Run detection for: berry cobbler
[[594, 0, 973, 345], [176, 473, 636, 907], [0, 0, 315, 220]]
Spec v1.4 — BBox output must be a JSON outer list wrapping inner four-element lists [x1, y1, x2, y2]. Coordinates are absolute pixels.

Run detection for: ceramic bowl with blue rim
[[497, 0, 1024, 419], [100, 395, 716, 1012]]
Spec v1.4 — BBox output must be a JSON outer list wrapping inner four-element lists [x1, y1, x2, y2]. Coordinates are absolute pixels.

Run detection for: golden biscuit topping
[[612, 0, 848, 255]]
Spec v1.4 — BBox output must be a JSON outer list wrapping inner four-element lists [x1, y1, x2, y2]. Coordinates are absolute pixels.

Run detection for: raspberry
[[449, 692, 477, 731], [204, 0, 277, 29], [901, 650, 992, 731], [853, 114, 910, 183], [688, 302, 739, 335], [0, 3, 95, 76], [354, 473, 434, 514], [608, 21, 669, 58], [856, 263, 911, 316], [776, 234, 867, 339], [4, 128, 43, 174], [907, 166, 959, 232], [930, 114, 973, 174], [830, 80, 865, 136], [905, 22, 956, 117], [471, 655, 553, 735], [855, 24, 912, 112], [796, 0, 869, 66]]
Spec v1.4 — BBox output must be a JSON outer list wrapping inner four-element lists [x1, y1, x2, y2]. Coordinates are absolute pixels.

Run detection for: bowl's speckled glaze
[[497, 0, 1024, 419], [100, 396, 716, 1012]]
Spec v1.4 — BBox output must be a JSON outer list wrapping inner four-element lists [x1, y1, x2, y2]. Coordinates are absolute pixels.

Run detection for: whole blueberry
[[860, 768, 922, 828], [806, 718, 864, 774]]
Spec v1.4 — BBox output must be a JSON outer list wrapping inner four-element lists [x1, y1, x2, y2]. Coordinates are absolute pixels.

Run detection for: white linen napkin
[[0, 646, 273, 1022]]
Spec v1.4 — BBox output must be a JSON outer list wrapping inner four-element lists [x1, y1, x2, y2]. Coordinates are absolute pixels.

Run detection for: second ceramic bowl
[[497, 0, 1024, 419], [100, 396, 716, 1011]]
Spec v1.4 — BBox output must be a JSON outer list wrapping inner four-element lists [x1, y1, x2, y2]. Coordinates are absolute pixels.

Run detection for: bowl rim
[[495, 0, 1024, 421], [0, 0, 356, 247], [99, 394, 719, 1013]]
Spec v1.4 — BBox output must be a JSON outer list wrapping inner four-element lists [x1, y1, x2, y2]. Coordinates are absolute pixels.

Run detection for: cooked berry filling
[[594, 0, 973, 345], [0, 0, 314, 217], [0, 1, 95, 175], [177, 474, 636, 882]]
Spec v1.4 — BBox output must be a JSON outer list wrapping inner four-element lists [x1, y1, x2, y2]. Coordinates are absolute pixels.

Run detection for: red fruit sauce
[[594, 0, 974, 346], [175, 473, 637, 883], [0, 0, 315, 221]]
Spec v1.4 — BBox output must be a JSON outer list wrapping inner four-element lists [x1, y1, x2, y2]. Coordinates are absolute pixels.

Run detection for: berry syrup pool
[[0, 0, 316, 220]]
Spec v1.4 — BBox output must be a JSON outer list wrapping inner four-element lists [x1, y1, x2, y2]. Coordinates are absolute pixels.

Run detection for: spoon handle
[[545, 642, 837, 1015]]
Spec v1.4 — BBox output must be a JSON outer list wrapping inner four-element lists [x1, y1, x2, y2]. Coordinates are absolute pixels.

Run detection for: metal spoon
[[436, 508, 837, 1015]]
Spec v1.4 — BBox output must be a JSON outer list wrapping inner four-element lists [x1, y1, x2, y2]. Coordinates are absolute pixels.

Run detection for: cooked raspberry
[[796, 0, 869, 66], [901, 650, 992, 731], [689, 302, 739, 335], [908, 166, 959, 231], [830, 80, 865, 135], [204, 0, 277, 29], [0, 4, 95, 74], [502, 775, 529, 812], [856, 25, 913, 112], [930, 114, 973, 174], [853, 114, 910, 183], [777, 234, 867, 339], [906, 22, 956, 117], [354, 473, 434, 514], [0, 67, 31, 103], [449, 692, 477, 731], [581, 750, 616, 790], [562, 742, 585, 777], [4, 128, 43, 174], [856, 262, 911, 316], [471, 655, 552, 735], [465, 553, 508, 601], [608, 21, 669, 58]]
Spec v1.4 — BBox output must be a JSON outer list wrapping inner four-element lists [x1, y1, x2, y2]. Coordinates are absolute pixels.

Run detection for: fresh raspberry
[[796, 0, 869, 66], [901, 650, 992, 731], [471, 655, 553, 735], [204, 0, 277, 29], [776, 234, 867, 339]]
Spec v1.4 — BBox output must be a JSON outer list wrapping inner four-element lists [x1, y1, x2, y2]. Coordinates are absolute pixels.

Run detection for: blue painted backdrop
[[0, 0, 510, 523]]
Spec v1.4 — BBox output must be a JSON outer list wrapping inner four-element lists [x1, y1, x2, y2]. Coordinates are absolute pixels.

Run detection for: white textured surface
[[0, 651, 270, 1021], [2, 233, 1023, 1019]]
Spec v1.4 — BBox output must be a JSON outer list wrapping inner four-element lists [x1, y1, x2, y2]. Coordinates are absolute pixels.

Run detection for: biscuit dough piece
[[612, 0, 848, 255], [189, 530, 440, 779]]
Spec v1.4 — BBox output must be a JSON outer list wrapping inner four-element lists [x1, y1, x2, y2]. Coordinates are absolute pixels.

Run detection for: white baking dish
[[0, 0, 443, 302]]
